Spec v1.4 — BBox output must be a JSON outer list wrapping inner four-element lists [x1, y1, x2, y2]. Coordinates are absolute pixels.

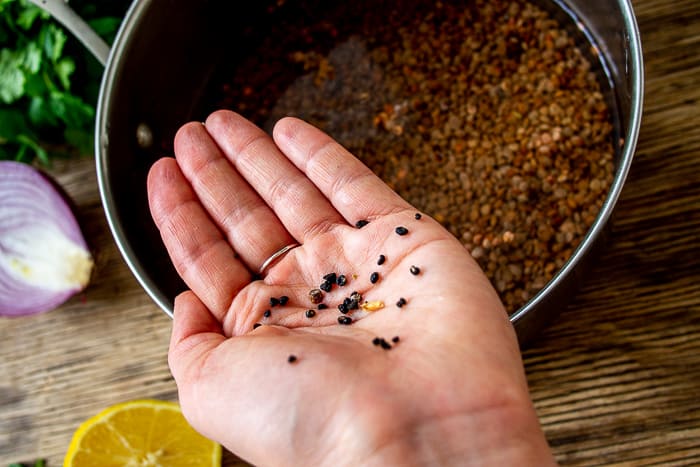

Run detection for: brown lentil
[[308, 288, 324, 304], [211, 0, 616, 313]]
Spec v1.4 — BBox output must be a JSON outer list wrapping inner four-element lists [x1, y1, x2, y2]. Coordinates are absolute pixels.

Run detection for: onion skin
[[0, 161, 94, 316]]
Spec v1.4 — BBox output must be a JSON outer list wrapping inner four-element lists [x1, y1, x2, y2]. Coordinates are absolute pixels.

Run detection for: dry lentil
[[336, 275, 347, 286], [288, 355, 298, 363], [415, 213, 422, 220], [212, 0, 616, 313], [410, 265, 421, 275], [306, 309, 316, 318], [370, 271, 380, 283], [395, 226, 409, 236], [319, 280, 333, 292], [309, 288, 324, 304], [263, 310, 271, 318], [392, 336, 400, 343], [396, 297, 407, 308], [269, 297, 279, 307], [377, 254, 386, 265], [338, 316, 353, 325], [279, 295, 289, 306], [323, 272, 337, 283], [355, 219, 370, 228], [317, 303, 328, 310]]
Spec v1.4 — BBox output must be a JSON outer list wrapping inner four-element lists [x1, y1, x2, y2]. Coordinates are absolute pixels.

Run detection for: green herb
[[8, 459, 46, 467], [0, 0, 126, 164]]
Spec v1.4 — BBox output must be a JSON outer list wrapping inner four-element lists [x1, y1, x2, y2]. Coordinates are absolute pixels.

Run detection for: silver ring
[[259, 243, 300, 275]]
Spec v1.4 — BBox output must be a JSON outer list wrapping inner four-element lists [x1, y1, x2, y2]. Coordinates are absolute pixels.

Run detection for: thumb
[[168, 291, 226, 388]]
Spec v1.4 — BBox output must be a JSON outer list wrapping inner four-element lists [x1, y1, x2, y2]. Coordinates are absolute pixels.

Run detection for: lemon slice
[[64, 399, 222, 467]]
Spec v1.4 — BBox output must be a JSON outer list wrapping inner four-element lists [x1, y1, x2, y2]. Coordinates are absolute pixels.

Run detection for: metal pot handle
[[27, 0, 110, 66]]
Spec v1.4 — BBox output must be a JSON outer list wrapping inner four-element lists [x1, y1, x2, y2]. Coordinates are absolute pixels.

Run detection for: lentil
[[377, 254, 386, 265], [338, 316, 353, 325], [279, 295, 289, 306], [415, 213, 422, 220], [361, 300, 385, 311], [269, 297, 279, 307], [338, 302, 349, 314], [288, 355, 298, 363], [396, 297, 407, 308], [212, 0, 616, 313], [306, 309, 316, 318], [309, 288, 324, 304], [336, 275, 347, 286], [392, 336, 400, 343], [355, 219, 370, 228], [395, 226, 409, 236], [263, 310, 271, 318], [370, 271, 380, 283], [323, 272, 337, 283], [410, 265, 421, 275], [317, 303, 328, 310], [319, 280, 333, 292]]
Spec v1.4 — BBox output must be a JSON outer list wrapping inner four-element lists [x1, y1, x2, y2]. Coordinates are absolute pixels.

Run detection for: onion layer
[[0, 161, 94, 316]]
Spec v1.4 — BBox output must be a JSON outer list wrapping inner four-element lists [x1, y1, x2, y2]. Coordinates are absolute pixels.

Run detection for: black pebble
[[395, 226, 409, 236], [338, 316, 353, 325], [288, 355, 297, 363], [355, 219, 370, 228], [370, 272, 379, 284], [279, 295, 289, 306], [305, 309, 316, 318], [263, 310, 271, 318], [336, 275, 347, 286], [377, 254, 386, 265], [410, 265, 420, 275]]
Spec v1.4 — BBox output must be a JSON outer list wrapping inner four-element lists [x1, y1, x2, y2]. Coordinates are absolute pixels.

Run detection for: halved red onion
[[0, 161, 94, 316]]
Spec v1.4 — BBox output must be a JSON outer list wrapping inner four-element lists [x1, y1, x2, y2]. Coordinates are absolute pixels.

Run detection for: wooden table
[[2, 0, 699, 464]]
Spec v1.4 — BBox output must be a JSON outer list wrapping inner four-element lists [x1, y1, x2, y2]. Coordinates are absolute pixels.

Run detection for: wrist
[[316, 399, 556, 467]]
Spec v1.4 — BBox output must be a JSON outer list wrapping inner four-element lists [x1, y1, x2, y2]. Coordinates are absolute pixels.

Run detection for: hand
[[147, 110, 555, 466]]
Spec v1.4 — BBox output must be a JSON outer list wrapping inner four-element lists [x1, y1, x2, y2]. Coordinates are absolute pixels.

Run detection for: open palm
[[147, 111, 553, 466]]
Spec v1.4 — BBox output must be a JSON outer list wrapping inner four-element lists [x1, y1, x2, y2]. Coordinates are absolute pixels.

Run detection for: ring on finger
[[259, 243, 301, 275]]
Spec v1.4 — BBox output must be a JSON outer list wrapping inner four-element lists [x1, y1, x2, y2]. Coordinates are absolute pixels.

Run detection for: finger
[[168, 291, 226, 393], [147, 157, 250, 319], [204, 110, 345, 243], [173, 121, 297, 274], [272, 117, 413, 224]]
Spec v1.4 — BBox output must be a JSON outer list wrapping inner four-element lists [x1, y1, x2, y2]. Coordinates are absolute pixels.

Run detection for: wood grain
[[1, 0, 699, 465]]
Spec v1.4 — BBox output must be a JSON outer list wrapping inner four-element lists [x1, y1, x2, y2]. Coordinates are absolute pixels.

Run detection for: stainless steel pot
[[33, 0, 643, 344]]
